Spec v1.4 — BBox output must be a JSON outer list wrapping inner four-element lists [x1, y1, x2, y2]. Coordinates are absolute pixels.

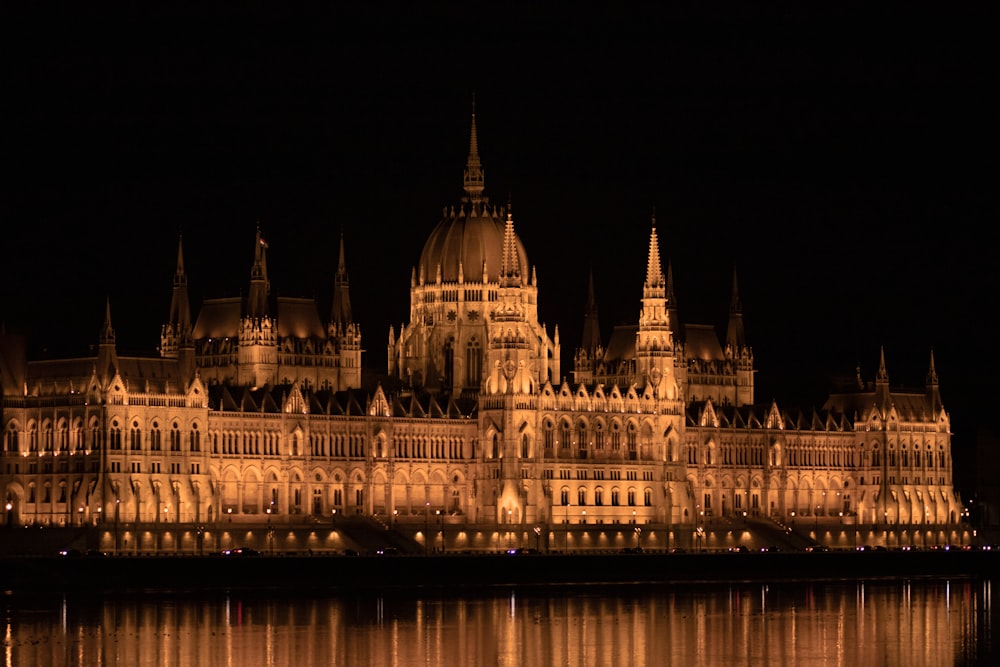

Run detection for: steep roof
[[276, 297, 326, 339], [192, 297, 241, 340], [683, 324, 725, 361]]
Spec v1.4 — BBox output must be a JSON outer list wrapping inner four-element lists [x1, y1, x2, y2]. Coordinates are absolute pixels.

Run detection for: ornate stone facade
[[0, 110, 966, 551]]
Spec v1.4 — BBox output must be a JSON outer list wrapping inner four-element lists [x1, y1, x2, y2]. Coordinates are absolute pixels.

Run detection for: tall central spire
[[644, 213, 665, 299], [463, 94, 485, 203]]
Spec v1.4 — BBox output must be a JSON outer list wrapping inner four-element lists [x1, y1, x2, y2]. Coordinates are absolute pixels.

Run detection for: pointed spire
[[725, 265, 746, 351], [97, 297, 120, 383], [99, 297, 115, 346], [462, 93, 486, 203], [729, 266, 742, 314], [175, 234, 186, 284], [876, 346, 889, 385], [248, 223, 270, 318], [874, 346, 892, 408], [500, 205, 521, 287], [644, 213, 665, 298], [331, 232, 353, 326], [580, 267, 602, 350], [167, 234, 192, 335], [926, 348, 942, 413]]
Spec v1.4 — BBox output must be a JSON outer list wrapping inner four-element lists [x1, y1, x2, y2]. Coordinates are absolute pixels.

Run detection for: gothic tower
[[327, 232, 362, 389], [634, 216, 680, 401], [159, 235, 196, 386], [238, 226, 277, 388]]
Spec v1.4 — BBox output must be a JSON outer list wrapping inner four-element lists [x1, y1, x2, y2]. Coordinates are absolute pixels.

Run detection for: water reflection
[[2, 579, 995, 666]]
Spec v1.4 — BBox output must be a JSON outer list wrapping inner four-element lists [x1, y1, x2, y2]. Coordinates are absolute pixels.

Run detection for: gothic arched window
[[466, 338, 482, 388], [443, 337, 455, 391]]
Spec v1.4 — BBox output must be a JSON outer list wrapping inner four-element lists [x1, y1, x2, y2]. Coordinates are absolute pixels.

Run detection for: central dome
[[418, 203, 529, 284]]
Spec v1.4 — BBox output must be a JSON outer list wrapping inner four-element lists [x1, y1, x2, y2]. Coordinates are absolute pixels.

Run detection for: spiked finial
[[644, 213, 665, 295], [500, 206, 522, 287], [463, 93, 485, 202]]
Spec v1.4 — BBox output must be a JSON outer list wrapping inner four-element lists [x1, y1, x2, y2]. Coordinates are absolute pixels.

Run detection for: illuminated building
[[0, 110, 966, 549]]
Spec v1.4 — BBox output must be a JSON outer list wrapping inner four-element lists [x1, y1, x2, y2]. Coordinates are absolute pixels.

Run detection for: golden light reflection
[[0, 579, 993, 665]]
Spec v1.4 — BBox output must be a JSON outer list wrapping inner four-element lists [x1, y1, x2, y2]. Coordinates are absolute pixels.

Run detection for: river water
[[2, 577, 995, 666]]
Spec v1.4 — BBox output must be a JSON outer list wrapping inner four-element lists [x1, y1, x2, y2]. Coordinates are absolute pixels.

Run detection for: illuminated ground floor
[[0, 516, 976, 557]]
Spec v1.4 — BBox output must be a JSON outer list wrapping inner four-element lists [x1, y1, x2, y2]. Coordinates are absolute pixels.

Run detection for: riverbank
[[2, 548, 998, 595]]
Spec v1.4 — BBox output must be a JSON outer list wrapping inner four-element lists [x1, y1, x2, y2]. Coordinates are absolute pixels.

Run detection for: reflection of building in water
[[5, 583, 986, 664], [0, 109, 966, 548]]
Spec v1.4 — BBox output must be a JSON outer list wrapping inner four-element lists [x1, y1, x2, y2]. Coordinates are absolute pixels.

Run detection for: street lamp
[[266, 507, 273, 555], [507, 510, 513, 548], [437, 509, 443, 553], [925, 508, 930, 548], [697, 506, 704, 550], [534, 525, 541, 552], [634, 525, 642, 550], [424, 502, 430, 555]]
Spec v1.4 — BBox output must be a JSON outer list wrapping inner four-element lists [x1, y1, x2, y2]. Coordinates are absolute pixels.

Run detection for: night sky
[[2, 7, 995, 488]]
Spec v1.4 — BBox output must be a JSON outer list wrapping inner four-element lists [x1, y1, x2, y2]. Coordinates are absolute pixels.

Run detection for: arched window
[[89, 418, 101, 451], [150, 422, 162, 451], [5, 424, 18, 453], [170, 423, 181, 451], [57, 420, 68, 452], [466, 338, 482, 388], [559, 421, 571, 449], [71, 419, 83, 452], [42, 421, 53, 452], [190, 423, 201, 452], [109, 421, 122, 451], [443, 337, 455, 390], [130, 422, 141, 451], [543, 420, 554, 452]]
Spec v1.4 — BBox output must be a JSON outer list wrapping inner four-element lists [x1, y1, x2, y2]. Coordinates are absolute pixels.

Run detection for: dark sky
[[2, 7, 996, 482]]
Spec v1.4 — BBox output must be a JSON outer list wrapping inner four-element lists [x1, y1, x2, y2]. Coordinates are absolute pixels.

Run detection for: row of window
[[6, 422, 203, 454], [557, 487, 653, 507]]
